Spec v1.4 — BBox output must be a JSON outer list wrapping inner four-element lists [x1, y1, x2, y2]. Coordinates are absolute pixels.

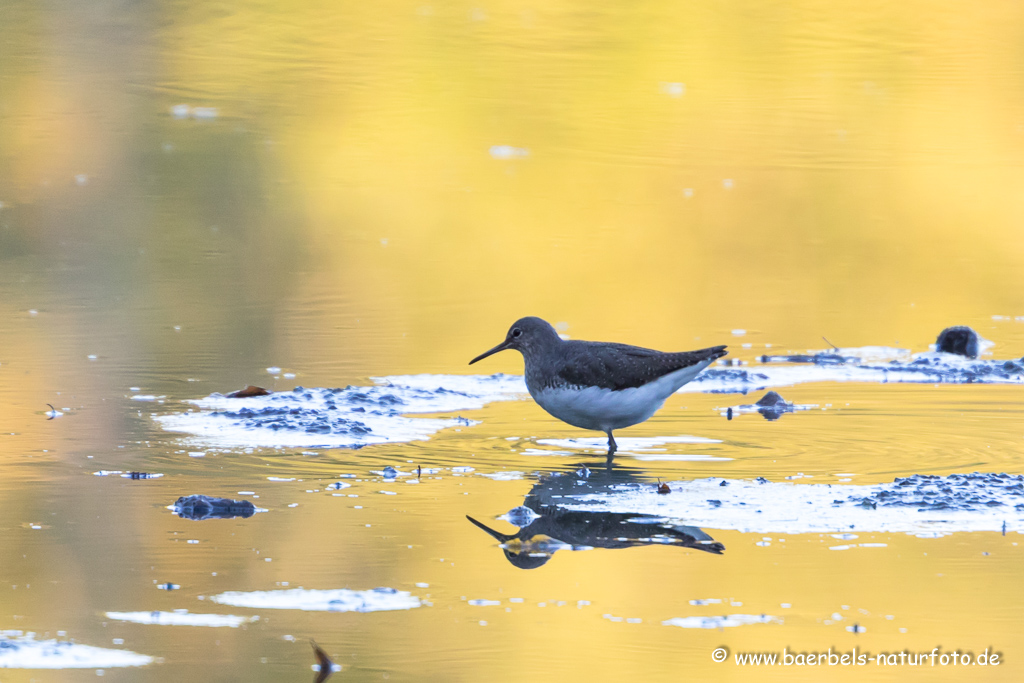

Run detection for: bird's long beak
[[468, 339, 511, 365], [466, 515, 518, 541]]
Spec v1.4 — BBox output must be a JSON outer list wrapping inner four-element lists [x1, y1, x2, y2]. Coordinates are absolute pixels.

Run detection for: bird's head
[[468, 316, 561, 365]]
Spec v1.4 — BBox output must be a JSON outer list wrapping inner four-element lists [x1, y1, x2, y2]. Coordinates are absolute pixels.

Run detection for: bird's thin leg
[[606, 431, 617, 457]]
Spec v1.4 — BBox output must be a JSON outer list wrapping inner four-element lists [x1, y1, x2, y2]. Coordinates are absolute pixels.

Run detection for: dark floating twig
[[46, 404, 57, 420], [225, 385, 272, 398], [125, 471, 159, 480], [311, 640, 337, 683], [822, 336, 840, 351]]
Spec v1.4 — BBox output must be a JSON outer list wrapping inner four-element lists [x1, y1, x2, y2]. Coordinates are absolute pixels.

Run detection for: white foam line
[[663, 614, 782, 629], [685, 351, 1024, 394], [0, 632, 154, 668], [209, 587, 421, 612], [104, 611, 257, 627]]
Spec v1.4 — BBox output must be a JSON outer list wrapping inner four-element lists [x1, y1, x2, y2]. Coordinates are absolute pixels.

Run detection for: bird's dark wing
[[554, 342, 727, 391]]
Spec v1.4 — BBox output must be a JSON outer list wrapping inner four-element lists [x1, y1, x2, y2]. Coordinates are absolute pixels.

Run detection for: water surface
[[2, 0, 1024, 680]]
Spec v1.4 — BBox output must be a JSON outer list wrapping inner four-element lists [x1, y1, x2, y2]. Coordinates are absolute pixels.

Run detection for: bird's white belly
[[529, 361, 712, 433]]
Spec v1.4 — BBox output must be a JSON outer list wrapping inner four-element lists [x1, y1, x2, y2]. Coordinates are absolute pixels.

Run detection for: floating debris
[[225, 385, 272, 398], [93, 471, 164, 479], [723, 391, 815, 421], [156, 583, 180, 591], [935, 326, 979, 359], [311, 641, 340, 683], [123, 472, 162, 480], [170, 495, 258, 520]]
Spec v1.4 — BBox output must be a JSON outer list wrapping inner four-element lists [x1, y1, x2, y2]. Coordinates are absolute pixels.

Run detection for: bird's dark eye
[[511, 328, 522, 338]]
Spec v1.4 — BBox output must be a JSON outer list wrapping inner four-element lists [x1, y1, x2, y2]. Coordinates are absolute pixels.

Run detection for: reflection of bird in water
[[466, 466, 724, 569], [469, 317, 726, 458], [311, 641, 338, 683]]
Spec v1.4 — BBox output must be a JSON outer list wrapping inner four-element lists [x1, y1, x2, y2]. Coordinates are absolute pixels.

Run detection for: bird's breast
[[529, 383, 667, 432]]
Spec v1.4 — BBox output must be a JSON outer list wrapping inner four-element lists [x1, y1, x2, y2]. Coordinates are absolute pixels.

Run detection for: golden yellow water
[[2, 0, 1024, 680]]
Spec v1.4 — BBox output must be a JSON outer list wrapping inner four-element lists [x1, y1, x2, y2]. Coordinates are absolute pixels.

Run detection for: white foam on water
[[155, 353, 1024, 450], [686, 349, 1024, 394], [104, 611, 257, 627], [560, 477, 1024, 535], [155, 374, 524, 449], [489, 145, 529, 159], [520, 448, 573, 456], [0, 632, 154, 668], [479, 471, 525, 481], [663, 614, 782, 629], [209, 587, 421, 612], [833, 346, 910, 361]]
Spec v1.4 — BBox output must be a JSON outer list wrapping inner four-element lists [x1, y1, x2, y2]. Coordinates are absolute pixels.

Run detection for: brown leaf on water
[[225, 385, 271, 398], [311, 640, 336, 683], [657, 479, 671, 495]]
